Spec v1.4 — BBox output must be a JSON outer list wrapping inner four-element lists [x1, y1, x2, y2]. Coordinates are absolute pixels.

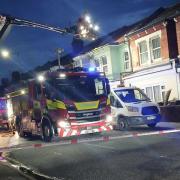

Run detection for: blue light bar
[[88, 67, 95, 72]]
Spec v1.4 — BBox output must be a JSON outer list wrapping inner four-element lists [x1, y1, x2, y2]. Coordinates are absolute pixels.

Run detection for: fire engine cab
[[5, 67, 112, 141]]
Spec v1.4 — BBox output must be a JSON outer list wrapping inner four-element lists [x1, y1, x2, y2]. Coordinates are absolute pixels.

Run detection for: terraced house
[[73, 26, 132, 82], [122, 4, 180, 103], [73, 3, 180, 103]]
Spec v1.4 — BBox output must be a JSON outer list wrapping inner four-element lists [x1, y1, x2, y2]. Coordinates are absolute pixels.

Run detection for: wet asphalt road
[[4, 122, 180, 180]]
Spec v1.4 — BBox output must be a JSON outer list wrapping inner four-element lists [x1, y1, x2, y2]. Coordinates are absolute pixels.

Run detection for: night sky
[[0, 0, 179, 78]]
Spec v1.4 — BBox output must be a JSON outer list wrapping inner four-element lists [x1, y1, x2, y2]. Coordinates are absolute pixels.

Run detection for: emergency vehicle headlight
[[37, 75, 45, 82], [106, 115, 113, 123], [126, 106, 139, 112], [59, 73, 66, 78], [21, 90, 25, 95], [58, 121, 70, 128]]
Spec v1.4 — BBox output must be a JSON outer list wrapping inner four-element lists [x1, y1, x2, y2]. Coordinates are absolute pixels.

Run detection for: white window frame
[[149, 35, 161, 62], [138, 40, 149, 65], [144, 84, 163, 102], [124, 51, 130, 70], [135, 30, 162, 67], [100, 56, 108, 74]]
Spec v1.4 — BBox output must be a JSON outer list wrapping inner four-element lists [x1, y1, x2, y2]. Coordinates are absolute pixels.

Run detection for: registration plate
[[147, 116, 156, 120]]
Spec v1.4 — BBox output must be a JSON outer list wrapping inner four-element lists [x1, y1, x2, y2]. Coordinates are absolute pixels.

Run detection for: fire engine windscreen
[[45, 75, 107, 102]]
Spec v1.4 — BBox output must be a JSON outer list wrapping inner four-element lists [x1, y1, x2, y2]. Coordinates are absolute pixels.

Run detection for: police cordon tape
[[1, 129, 180, 153]]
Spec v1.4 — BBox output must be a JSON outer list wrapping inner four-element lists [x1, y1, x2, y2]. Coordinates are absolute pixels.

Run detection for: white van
[[110, 87, 161, 130]]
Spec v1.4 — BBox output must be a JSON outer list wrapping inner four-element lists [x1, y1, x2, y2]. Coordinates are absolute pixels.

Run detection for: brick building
[[122, 4, 180, 102]]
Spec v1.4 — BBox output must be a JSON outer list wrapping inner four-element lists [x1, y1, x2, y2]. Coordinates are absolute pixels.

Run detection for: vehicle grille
[[141, 106, 159, 115], [69, 109, 103, 123], [76, 117, 100, 123]]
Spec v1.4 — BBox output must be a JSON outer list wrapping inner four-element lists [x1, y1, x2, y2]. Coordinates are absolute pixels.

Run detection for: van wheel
[[117, 117, 128, 131], [147, 123, 157, 128], [42, 121, 53, 142]]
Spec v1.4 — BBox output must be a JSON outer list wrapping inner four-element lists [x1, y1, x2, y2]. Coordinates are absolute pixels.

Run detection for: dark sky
[[0, 0, 179, 78]]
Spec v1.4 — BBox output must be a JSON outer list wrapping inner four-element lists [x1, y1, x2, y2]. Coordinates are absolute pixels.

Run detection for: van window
[[110, 95, 122, 108], [115, 89, 149, 103]]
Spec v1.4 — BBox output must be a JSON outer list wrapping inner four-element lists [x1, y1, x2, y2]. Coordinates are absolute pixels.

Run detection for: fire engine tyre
[[147, 123, 157, 128], [117, 117, 129, 131], [42, 121, 53, 142], [16, 122, 25, 137]]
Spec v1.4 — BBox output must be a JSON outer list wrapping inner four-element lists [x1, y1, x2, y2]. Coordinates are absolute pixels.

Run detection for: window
[[145, 85, 162, 102], [150, 36, 161, 60], [136, 32, 161, 66], [94, 78, 104, 95], [82, 59, 90, 68], [146, 87, 153, 100], [102, 56, 107, 65], [74, 60, 81, 67], [100, 56, 108, 73], [153, 85, 161, 102], [138, 41, 149, 64], [124, 51, 130, 70]]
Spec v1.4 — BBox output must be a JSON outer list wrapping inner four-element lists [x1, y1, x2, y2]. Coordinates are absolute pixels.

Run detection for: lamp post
[[56, 48, 64, 69]]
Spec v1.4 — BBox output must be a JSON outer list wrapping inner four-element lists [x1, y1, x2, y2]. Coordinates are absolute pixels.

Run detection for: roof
[[127, 3, 180, 36], [78, 25, 133, 55], [77, 3, 180, 55], [26, 3, 180, 75]]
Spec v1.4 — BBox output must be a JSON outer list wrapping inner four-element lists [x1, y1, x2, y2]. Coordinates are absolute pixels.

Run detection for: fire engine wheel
[[42, 122, 53, 142], [117, 117, 128, 131], [17, 123, 25, 137]]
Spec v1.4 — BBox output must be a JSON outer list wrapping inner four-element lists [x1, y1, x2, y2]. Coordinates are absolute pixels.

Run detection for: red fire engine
[[5, 68, 112, 141]]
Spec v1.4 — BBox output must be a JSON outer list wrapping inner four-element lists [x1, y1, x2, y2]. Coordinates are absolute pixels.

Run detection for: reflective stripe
[[46, 99, 66, 110], [68, 109, 102, 113], [75, 101, 99, 110], [106, 97, 110, 105]]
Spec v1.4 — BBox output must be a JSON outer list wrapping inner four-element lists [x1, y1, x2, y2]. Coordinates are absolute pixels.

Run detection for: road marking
[[54, 152, 62, 156], [1, 128, 180, 152], [85, 143, 117, 151]]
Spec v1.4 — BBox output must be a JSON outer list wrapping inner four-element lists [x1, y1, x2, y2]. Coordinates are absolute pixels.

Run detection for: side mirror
[[115, 100, 122, 108], [105, 78, 110, 95]]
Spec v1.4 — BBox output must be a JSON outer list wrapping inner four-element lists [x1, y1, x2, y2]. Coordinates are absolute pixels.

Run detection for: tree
[[11, 71, 21, 83]]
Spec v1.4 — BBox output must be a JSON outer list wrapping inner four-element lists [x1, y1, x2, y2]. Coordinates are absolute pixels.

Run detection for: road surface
[[1, 122, 180, 180]]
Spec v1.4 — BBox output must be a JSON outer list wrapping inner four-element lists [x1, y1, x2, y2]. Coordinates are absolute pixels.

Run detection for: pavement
[[1, 122, 180, 180]]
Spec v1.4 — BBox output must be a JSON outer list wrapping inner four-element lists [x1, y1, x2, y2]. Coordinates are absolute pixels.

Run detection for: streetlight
[[0, 49, 10, 59], [57, 48, 64, 69]]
